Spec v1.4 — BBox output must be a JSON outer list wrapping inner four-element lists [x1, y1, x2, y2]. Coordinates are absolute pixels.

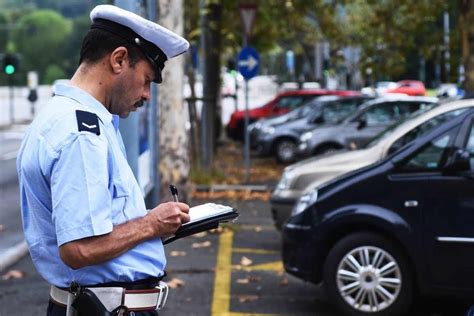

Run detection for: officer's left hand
[[145, 202, 190, 237]]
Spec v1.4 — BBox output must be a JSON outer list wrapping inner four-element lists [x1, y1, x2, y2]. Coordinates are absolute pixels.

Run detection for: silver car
[[297, 95, 438, 157], [270, 98, 474, 230]]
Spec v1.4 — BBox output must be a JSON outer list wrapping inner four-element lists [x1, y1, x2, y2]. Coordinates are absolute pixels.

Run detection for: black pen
[[169, 184, 179, 202]]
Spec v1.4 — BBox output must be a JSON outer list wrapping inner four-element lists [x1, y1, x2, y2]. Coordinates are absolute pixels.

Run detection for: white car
[[270, 98, 474, 230]]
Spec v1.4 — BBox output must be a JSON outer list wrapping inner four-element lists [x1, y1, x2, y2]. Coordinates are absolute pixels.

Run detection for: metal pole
[[147, 0, 160, 205], [244, 79, 250, 183], [444, 11, 450, 81], [9, 83, 14, 125]]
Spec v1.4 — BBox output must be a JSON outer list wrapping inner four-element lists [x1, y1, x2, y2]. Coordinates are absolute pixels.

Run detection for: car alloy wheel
[[324, 232, 413, 316], [336, 245, 402, 313], [276, 139, 297, 163]]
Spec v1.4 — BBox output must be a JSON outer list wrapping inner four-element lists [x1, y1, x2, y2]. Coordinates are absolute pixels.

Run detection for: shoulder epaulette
[[76, 110, 100, 135]]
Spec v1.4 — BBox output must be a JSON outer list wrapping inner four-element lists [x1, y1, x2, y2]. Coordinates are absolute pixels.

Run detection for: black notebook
[[163, 203, 239, 244]]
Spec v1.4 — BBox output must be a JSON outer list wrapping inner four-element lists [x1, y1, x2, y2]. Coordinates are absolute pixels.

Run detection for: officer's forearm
[[59, 216, 154, 269]]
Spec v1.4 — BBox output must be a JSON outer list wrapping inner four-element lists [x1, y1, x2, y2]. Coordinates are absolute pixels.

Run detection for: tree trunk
[[157, 0, 190, 202], [200, 1, 222, 171], [461, 0, 474, 93]]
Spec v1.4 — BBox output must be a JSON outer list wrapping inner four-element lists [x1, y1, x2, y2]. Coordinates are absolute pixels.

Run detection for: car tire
[[275, 139, 297, 163], [323, 232, 414, 316]]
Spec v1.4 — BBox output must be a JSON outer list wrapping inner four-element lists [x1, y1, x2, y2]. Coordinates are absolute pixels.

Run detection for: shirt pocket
[[111, 179, 129, 225]]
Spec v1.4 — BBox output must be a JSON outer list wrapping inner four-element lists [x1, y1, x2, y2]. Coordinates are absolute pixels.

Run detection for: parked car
[[271, 98, 473, 230], [385, 80, 426, 96], [250, 95, 372, 163], [282, 107, 474, 315], [225, 89, 360, 141], [361, 81, 397, 96], [297, 95, 438, 158]]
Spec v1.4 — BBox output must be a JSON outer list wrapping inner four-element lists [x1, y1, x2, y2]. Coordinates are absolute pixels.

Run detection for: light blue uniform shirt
[[17, 84, 166, 287]]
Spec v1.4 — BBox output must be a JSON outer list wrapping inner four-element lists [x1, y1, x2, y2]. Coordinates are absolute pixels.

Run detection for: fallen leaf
[[2, 270, 25, 280], [279, 277, 289, 286], [167, 277, 185, 288], [238, 295, 259, 303], [191, 241, 211, 249], [249, 276, 262, 283], [240, 256, 253, 266], [236, 278, 249, 284], [192, 232, 207, 238], [170, 251, 186, 257]]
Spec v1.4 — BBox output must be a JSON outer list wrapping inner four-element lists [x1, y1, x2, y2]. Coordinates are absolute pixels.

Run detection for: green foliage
[[43, 64, 66, 84], [0, 12, 9, 52], [11, 9, 72, 84]]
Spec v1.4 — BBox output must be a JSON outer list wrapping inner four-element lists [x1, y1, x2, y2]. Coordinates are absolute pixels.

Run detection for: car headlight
[[275, 171, 294, 191], [292, 189, 318, 216], [261, 126, 275, 134], [300, 131, 313, 142]]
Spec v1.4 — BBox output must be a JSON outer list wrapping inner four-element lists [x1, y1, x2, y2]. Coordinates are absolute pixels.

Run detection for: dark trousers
[[47, 301, 159, 316]]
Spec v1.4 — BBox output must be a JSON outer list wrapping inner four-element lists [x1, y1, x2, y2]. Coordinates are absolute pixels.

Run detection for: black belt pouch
[[71, 288, 114, 316]]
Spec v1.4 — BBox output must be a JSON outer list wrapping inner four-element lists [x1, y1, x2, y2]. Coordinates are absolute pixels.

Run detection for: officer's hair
[[79, 28, 146, 67]]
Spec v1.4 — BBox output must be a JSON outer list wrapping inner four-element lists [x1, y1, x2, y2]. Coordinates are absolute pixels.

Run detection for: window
[[322, 100, 360, 124], [463, 122, 474, 171], [388, 109, 467, 154], [276, 96, 307, 110], [399, 127, 457, 171], [362, 103, 396, 126]]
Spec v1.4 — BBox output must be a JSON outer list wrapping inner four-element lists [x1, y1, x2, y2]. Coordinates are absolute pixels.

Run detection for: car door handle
[[404, 200, 418, 207]]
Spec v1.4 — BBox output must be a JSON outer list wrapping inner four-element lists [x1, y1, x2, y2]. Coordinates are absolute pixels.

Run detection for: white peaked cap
[[90, 4, 189, 83]]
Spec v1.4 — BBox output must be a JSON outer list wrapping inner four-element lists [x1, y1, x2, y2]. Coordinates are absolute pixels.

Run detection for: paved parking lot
[[0, 197, 471, 315]]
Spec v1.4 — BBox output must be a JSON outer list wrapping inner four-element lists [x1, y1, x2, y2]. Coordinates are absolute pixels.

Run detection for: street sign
[[239, 4, 257, 40], [238, 47, 259, 80]]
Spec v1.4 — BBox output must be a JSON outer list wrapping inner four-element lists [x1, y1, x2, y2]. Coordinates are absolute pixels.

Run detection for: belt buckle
[[156, 281, 169, 310]]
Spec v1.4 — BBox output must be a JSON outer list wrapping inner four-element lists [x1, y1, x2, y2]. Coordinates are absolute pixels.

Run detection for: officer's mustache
[[134, 100, 145, 108]]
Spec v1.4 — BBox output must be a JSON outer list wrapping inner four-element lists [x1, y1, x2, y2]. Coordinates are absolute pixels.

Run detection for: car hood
[[273, 117, 308, 129], [283, 145, 383, 193]]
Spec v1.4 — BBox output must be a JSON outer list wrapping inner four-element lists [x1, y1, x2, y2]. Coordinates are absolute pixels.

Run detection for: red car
[[226, 89, 360, 141], [385, 80, 426, 96]]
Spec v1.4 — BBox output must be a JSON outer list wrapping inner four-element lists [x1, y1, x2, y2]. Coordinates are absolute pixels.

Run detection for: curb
[[194, 184, 270, 192], [0, 241, 28, 272]]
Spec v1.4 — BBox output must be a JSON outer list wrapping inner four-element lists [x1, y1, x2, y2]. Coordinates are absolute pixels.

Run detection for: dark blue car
[[282, 108, 474, 315]]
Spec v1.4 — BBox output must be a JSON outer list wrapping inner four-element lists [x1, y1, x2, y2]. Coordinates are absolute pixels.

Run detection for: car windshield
[[363, 106, 433, 148], [282, 98, 321, 121], [317, 99, 363, 124]]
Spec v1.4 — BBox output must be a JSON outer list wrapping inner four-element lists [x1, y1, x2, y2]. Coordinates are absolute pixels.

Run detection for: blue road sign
[[238, 47, 259, 80]]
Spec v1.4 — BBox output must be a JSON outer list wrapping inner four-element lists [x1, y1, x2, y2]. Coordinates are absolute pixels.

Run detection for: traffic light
[[227, 59, 237, 77], [3, 54, 19, 75]]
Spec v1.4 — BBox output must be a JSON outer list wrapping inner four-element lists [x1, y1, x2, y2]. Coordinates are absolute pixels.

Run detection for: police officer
[[17, 5, 190, 316]]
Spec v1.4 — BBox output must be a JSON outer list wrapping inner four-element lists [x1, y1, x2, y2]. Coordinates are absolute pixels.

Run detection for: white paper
[[184, 203, 234, 225]]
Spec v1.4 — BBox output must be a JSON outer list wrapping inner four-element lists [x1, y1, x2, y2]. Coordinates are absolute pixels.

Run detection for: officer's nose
[[142, 87, 151, 102]]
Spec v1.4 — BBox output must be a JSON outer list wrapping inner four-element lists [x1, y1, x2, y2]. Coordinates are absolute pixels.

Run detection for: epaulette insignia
[[76, 110, 100, 135]]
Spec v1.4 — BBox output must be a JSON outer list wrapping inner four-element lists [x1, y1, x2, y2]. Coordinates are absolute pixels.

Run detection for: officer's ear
[[110, 46, 129, 75]]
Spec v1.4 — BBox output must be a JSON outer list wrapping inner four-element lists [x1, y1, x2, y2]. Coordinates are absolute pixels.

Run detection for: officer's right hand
[[146, 202, 190, 237]]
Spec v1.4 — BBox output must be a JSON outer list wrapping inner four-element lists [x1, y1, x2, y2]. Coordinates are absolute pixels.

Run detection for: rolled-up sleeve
[[51, 132, 113, 246]]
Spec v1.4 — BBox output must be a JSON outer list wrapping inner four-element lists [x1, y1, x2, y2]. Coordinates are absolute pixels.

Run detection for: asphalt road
[[0, 125, 26, 255], [0, 198, 471, 316]]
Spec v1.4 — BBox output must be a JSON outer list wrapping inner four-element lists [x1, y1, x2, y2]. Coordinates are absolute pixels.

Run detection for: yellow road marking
[[212, 230, 233, 316], [212, 231, 280, 316], [233, 247, 279, 255]]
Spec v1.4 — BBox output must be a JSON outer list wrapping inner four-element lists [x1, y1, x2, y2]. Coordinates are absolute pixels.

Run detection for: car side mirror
[[312, 115, 324, 124], [357, 118, 367, 130], [444, 149, 471, 172]]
